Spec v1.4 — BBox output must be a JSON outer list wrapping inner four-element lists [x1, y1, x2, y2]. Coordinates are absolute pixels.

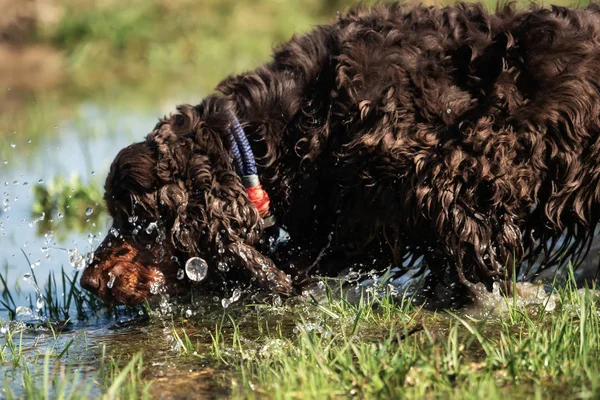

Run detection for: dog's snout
[[80, 272, 101, 293]]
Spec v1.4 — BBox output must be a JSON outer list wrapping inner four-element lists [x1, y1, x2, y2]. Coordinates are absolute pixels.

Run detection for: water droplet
[[217, 261, 229, 272], [22, 182, 29, 188], [2, 160, 6, 165], [185, 257, 208, 282], [150, 282, 160, 294], [57, 213, 63, 219], [15, 306, 32, 316], [85, 207, 93, 216], [107, 272, 116, 289], [23, 273, 32, 282], [10, 143, 15, 148], [44, 231, 54, 245], [68, 249, 86, 270], [185, 309, 192, 318], [177, 269, 185, 280], [38, 179, 44, 184], [145, 222, 157, 234], [36, 295, 44, 310], [91, 171, 95, 175]]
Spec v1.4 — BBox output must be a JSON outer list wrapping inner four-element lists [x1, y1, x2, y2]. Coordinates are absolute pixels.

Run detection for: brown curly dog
[[81, 2, 600, 306]]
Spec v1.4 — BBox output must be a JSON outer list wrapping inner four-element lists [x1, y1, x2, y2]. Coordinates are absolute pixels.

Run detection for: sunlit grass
[[2, 248, 600, 398], [171, 271, 600, 399]]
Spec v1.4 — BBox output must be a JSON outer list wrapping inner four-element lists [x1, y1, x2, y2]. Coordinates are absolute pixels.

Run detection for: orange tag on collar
[[246, 184, 271, 218]]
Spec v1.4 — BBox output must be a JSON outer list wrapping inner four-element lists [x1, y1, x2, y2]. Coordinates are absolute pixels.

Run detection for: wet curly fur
[[82, 2, 600, 306]]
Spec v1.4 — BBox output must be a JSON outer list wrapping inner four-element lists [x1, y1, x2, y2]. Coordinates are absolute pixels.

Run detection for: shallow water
[[1, 104, 157, 307]]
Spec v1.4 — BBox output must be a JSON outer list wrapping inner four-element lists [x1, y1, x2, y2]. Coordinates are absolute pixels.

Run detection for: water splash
[[221, 288, 242, 309], [68, 248, 86, 270]]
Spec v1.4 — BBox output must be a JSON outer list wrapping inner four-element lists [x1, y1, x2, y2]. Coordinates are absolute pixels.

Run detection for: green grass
[[0, 263, 151, 399], [166, 272, 600, 399], [2, 254, 600, 398], [0, 325, 151, 399]]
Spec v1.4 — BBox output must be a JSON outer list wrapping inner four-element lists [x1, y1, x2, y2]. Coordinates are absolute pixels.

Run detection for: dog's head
[[80, 100, 292, 305]]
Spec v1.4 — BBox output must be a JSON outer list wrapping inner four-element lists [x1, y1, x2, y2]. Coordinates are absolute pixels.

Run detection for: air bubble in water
[[85, 207, 93, 216], [107, 272, 116, 289], [185, 257, 208, 282]]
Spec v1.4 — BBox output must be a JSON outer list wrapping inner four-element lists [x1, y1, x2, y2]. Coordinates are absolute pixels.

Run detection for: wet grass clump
[[172, 272, 600, 399], [2, 259, 600, 398]]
